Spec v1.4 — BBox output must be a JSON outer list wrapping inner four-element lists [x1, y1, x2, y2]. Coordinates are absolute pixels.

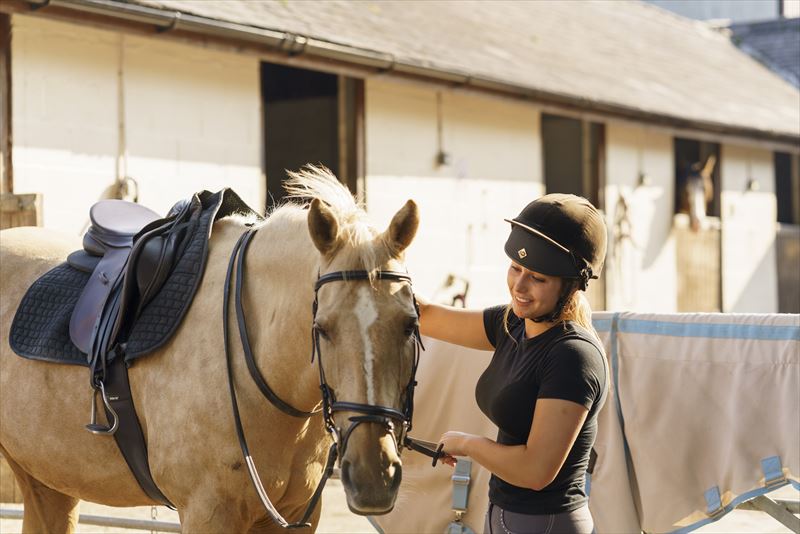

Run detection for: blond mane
[[277, 166, 388, 273]]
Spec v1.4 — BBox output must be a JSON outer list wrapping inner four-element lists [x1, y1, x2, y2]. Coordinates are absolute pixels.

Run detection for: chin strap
[[532, 279, 579, 323]]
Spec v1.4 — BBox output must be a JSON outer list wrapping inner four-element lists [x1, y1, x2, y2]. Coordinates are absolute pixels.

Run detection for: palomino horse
[[0, 168, 421, 533], [677, 154, 716, 232]]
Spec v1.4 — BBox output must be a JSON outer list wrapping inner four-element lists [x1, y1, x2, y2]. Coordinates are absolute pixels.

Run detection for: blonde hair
[[502, 280, 601, 345]]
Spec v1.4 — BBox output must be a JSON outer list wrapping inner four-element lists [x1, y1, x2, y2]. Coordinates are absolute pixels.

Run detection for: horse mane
[[275, 165, 386, 273]]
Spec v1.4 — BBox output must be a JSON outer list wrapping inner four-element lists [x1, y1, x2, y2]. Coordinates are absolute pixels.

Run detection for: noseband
[[223, 228, 432, 529]]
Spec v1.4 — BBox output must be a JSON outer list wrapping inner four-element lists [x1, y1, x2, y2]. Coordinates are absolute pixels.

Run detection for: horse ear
[[308, 198, 340, 256], [384, 199, 419, 256], [701, 154, 717, 178]]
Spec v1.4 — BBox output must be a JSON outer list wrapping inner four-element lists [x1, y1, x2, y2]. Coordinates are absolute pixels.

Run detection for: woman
[[419, 193, 609, 534]]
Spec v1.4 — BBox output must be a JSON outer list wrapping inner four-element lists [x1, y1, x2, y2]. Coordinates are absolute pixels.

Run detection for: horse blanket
[[373, 312, 800, 534]]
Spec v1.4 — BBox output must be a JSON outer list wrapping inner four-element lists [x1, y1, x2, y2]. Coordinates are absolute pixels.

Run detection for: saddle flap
[[69, 247, 129, 356], [67, 250, 101, 273]]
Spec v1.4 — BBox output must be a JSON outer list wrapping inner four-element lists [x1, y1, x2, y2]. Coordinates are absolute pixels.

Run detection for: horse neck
[[242, 210, 324, 412]]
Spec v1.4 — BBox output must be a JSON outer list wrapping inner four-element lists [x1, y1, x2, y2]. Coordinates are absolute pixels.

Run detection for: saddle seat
[[83, 200, 162, 254], [68, 197, 193, 362]]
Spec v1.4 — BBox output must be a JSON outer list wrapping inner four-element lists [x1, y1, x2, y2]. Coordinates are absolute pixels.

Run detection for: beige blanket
[[373, 313, 800, 534]]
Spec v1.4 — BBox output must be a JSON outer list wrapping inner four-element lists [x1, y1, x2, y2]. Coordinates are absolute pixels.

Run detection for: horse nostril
[[390, 461, 402, 492]]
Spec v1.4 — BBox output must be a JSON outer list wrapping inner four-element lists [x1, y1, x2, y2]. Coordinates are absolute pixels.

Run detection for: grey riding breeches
[[483, 503, 594, 534]]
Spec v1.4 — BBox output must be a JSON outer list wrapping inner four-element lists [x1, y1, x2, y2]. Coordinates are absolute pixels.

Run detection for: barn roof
[[20, 0, 800, 142], [728, 17, 800, 89]]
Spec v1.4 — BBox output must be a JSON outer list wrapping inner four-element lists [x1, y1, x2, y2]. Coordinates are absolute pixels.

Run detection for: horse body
[[0, 169, 419, 533]]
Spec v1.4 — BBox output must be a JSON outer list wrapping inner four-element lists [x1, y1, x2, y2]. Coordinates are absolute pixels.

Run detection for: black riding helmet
[[504, 193, 607, 292]]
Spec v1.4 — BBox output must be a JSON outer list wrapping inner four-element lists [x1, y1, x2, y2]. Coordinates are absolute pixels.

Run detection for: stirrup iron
[[85, 381, 119, 435]]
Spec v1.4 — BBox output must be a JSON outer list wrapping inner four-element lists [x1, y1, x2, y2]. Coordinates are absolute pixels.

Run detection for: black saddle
[[67, 197, 195, 365]]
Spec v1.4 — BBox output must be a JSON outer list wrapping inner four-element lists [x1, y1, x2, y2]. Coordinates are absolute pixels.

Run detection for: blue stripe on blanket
[[592, 318, 799, 341]]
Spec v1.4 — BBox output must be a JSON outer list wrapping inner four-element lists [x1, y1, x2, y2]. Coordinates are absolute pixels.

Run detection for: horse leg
[[246, 500, 322, 534], [3, 453, 79, 534]]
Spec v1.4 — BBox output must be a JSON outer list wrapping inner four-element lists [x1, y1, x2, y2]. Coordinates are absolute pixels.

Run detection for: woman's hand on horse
[[414, 292, 431, 316]]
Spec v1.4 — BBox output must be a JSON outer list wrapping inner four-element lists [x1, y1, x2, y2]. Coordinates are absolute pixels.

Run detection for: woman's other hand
[[438, 431, 477, 459]]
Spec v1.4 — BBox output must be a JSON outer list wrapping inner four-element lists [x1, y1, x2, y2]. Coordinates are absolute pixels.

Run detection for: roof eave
[[11, 0, 800, 145]]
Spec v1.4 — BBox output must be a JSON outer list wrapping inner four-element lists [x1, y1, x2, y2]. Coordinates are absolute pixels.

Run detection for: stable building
[[1, 0, 798, 313]]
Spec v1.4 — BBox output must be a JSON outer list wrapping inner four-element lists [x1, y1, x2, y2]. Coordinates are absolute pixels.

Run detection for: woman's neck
[[524, 317, 559, 339]]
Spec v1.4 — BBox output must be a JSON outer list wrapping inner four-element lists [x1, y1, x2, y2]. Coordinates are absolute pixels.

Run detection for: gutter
[[20, 0, 800, 145]]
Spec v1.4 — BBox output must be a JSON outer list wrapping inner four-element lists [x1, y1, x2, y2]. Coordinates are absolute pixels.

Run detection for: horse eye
[[404, 321, 418, 337]]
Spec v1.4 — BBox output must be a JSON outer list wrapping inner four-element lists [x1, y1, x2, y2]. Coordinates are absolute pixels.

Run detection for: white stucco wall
[[365, 79, 543, 308], [11, 15, 263, 234], [604, 122, 677, 312], [720, 144, 778, 312]]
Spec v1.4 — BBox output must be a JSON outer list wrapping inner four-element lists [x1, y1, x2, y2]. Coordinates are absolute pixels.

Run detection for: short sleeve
[[483, 305, 507, 348], [537, 338, 605, 410]]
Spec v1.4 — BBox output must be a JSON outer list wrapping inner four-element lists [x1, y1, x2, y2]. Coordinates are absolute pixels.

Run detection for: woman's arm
[[416, 295, 493, 351], [439, 398, 588, 490]]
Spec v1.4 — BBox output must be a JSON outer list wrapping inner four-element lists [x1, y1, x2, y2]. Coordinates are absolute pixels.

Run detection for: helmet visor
[[503, 222, 580, 278]]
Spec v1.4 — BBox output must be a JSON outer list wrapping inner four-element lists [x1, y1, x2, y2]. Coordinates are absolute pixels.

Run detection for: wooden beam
[[0, 192, 41, 228], [0, 12, 11, 194]]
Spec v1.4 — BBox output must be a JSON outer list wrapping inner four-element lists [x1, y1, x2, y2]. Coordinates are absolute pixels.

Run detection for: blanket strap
[[445, 459, 475, 534], [761, 456, 786, 488], [704, 486, 723, 517]]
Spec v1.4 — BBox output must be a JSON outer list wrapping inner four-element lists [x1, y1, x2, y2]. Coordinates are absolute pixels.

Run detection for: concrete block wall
[[11, 15, 263, 234], [605, 122, 678, 312], [365, 79, 543, 308], [720, 143, 778, 312]]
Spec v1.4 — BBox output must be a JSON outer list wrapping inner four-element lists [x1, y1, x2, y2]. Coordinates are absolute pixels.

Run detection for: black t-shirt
[[476, 305, 608, 514]]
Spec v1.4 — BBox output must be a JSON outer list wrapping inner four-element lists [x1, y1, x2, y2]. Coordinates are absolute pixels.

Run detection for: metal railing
[[0, 507, 181, 532]]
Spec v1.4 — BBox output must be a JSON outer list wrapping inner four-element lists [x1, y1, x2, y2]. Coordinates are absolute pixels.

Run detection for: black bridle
[[312, 269, 422, 462], [223, 228, 441, 529]]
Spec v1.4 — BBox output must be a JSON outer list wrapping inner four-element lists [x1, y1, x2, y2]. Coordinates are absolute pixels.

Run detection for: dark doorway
[[673, 137, 722, 312], [775, 151, 800, 313], [541, 113, 606, 310], [673, 138, 720, 217], [260, 63, 362, 211], [775, 151, 798, 225], [541, 114, 604, 208]]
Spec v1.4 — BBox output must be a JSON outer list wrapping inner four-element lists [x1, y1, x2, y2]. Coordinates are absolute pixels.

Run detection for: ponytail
[[560, 289, 601, 345]]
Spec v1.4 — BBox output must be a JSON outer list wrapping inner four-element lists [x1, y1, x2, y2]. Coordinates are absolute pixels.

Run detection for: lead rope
[[224, 229, 335, 529]]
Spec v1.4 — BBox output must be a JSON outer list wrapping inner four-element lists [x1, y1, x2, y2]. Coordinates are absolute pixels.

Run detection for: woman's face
[[507, 261, 563, 320]]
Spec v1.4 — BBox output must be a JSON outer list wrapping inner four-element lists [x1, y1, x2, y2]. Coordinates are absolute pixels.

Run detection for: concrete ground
[[1, 482, 796, 533], [0, 479, 374, 534]]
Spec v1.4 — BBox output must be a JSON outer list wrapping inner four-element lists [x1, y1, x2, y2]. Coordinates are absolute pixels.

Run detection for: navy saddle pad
[[10, 188, 261, 366]]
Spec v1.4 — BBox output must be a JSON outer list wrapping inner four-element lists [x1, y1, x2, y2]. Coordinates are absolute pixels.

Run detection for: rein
[[223, 227, 440, 529]]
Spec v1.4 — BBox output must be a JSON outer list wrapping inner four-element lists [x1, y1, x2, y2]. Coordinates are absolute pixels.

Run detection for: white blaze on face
[[355, 285, 379, 404]]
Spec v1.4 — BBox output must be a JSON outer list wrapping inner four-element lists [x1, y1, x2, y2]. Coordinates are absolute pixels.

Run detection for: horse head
[[679, 154, 716, 232], [306, 192, 420, 515]]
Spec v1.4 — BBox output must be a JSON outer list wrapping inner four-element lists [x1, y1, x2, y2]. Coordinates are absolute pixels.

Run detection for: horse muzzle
[[339, 427, 403, 515]]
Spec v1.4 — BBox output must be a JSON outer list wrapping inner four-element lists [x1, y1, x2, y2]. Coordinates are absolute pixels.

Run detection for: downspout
[[115, 32, 128, 198]]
